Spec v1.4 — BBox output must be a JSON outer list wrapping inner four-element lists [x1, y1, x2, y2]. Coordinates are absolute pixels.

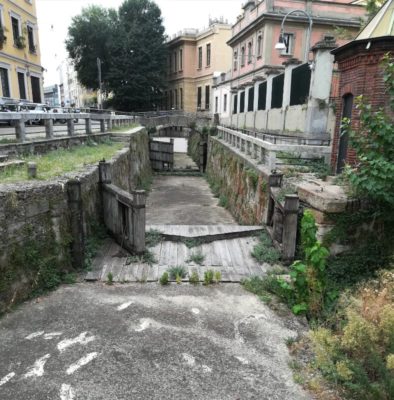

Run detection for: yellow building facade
[[0, 0, 43, 103]]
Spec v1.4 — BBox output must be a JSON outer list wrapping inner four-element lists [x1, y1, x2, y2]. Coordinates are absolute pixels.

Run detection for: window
[[241, 46, 245, 67], [233, 51, 238, 71], [170, 90, 173, 108], [0, 67, 10, 98], [247, 42, 252, 64], [197, 86, 202, 108], [257, 34, 262, 57], [223, 94, 227, 112], [233, 94, 238, 114], [11, 16, 21, 46], [271, 74, 284, 109], [27, 25, 35, 53], [240, 91, 245, 113], [169, 55, 172, 74], [173, 52, 177, 73], [205, 85, 210, 110], [179, 49, 183, 71], [281, 33, 294, 55], [180, 88, 183, 109], [31, 76, 41, 103], [18, 72, 26, 99], [206, 43, 211, 67], [258, 82, 267, 110], [215, 96, 218, 113], [198, 47, 202, 69], [174, 89, 178, 109], [248, 87, 254, 111]]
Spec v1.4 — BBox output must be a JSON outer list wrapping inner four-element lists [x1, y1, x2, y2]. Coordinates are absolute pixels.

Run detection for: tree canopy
[[66, 0, 167, 111]]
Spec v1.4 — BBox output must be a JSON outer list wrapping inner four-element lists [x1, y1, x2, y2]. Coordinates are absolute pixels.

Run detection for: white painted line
[[57, 332, 95, 352], [60, 383, 76, 400], [24, 354, 51, 378], [0, 372, 15, 387], [66, 352, 99, 375], [182, 353, 196, 367], [135, 319, 151, 332], [117, 301, 133, 311], [25, 331, 45, 340], [191, 308, 200, 315], [44, 332, 63, 340], [201, 365, 212, 373], [235, 356, 249, 365]]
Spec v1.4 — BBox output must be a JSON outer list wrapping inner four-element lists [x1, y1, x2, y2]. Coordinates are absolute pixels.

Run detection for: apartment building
[[165, 20, 232, 112], [0, 0, 44, 103], [213, 0, 366, 120]]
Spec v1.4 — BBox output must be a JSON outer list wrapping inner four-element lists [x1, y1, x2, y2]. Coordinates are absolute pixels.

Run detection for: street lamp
[[275, 9, 313, 63]]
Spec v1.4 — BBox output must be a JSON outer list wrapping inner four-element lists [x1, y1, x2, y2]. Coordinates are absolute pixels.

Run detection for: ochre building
[[0, 0, 44, 103]]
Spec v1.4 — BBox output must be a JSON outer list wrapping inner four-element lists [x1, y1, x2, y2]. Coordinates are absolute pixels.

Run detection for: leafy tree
[[66, 0, 168, 111], [66, 6, 116, 91]]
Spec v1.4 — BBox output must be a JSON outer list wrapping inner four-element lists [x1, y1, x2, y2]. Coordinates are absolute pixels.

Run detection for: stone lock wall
[[206, 136, 274, 225], [0, 128, 151, 314]]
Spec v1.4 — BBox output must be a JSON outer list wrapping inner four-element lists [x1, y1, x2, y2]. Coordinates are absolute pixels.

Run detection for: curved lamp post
[[274, 9, 313, 63]]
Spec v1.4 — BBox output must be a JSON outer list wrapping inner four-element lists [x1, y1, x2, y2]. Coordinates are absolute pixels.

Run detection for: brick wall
[[331, 38, 394, 171]]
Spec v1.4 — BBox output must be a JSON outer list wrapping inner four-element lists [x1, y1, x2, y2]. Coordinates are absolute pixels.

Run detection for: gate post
[[132, 190, 146, 254]]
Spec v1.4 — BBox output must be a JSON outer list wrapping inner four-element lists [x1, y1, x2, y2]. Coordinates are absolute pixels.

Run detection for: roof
[[356, 0, 394, 39]]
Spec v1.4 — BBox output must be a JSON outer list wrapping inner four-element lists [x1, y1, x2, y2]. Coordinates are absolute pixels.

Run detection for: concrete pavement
[[0, 283, 309, 400]]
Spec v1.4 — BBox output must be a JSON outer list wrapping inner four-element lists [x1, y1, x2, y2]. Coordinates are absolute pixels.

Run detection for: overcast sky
[[36, 0, 242, 86]]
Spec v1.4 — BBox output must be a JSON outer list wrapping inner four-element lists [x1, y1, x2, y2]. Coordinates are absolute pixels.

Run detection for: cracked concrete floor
[[0, 283, 310, 400]]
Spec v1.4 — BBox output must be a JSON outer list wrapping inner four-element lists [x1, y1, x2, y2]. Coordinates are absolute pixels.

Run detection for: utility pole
[[97, 57, 102, 109]]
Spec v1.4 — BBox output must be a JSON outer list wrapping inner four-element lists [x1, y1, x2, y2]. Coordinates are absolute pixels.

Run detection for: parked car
[[49, 107, 67, 124]]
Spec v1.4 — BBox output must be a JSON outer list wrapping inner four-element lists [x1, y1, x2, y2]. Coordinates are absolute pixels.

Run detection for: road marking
[[24, 354, 50, 378], [235, 356, 249, 365], [0, 372, 15, 387], [66, 352, 99, 375], [60, 383, 76, 400], [135, 319, 151, 332], [44, 332, 63, 340], [57, 332, 95, 352], [117, 301, 133, 311], [191, 308, 200, 314], [25, 331, 45, 340], [182, 353, 196, 367], [201, 365, 212, 373]]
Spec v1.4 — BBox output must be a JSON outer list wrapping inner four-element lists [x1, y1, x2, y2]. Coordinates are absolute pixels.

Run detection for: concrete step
[[146, 224, 263, 243], [0, 160, 25, 172], [0, 154, 8, 162]]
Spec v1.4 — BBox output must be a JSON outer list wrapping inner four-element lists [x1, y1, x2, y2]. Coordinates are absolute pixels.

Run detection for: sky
[[36, 0, 242, 86]]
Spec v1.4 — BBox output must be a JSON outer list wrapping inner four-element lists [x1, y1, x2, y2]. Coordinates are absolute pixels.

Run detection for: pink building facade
[[214, 0, 366, 137]]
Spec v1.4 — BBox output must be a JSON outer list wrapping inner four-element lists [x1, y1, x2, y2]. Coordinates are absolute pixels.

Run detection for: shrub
[[168, 266, 187, 280], [189, 271, 200, 285], [251, 231, 281, 264], [187, 251, 205, 265], [107, 272, 113, 285], [203, 270, 214, 285], [214, 271, 222, 283], [159, 272, 169, 285], [309, 270, 394, 399]]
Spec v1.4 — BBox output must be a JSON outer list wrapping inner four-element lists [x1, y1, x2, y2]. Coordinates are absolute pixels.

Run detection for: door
[[18, 72, 27, 100], [31, 76, 42, 103], [337, 94, 353, 173]]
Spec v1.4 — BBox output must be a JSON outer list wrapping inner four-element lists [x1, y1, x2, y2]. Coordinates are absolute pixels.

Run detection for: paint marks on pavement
[[135, 319, 152, 332], [117, 301, 133, 311], [60, 383, 76, 400], [66, 352, 99, 375], [0, 372, 15, 387], [201, 365, 212, 373], [57, 332, 95, 352], [24, 354, 51, 378], [235, 356, 249, 365], [25, 331, 45, 340], [44, 332, 63, 340], [182, 353, 196, 367], [191, 308, 200, 315]]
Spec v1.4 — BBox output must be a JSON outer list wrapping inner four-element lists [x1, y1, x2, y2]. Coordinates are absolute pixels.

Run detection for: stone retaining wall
[[206, 136, 280, 225], [0, 127, 151, 314]]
